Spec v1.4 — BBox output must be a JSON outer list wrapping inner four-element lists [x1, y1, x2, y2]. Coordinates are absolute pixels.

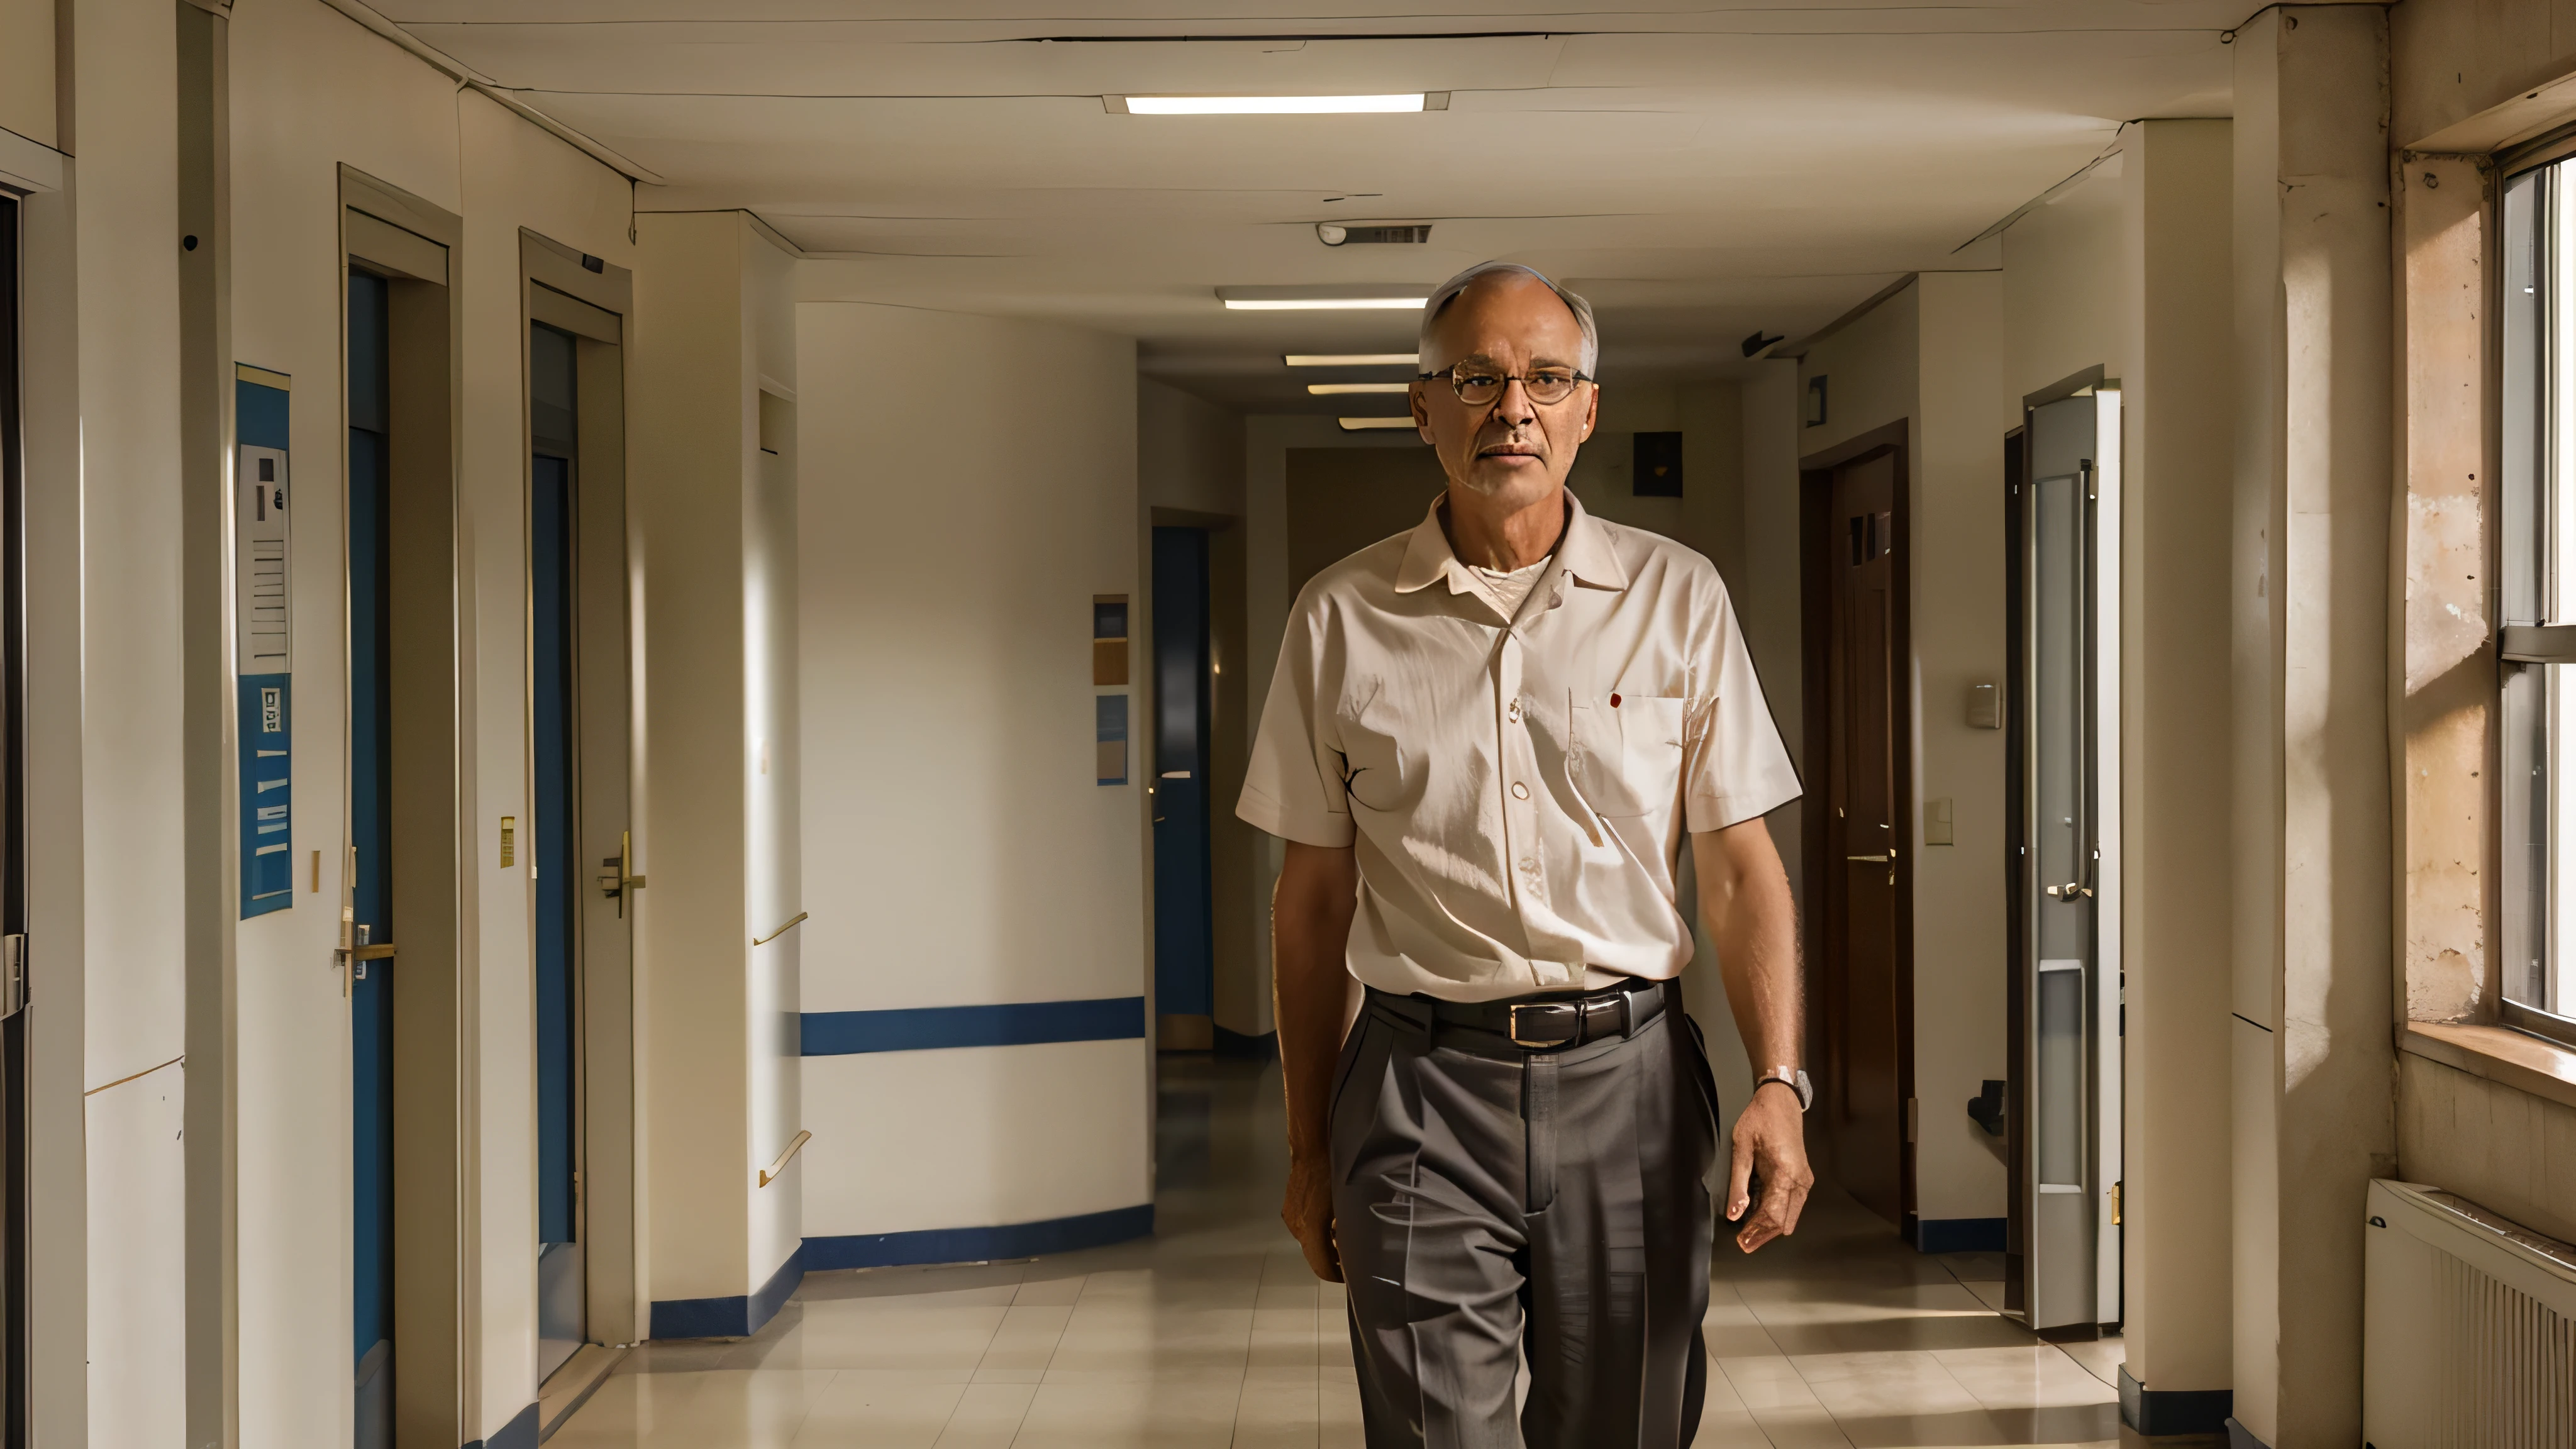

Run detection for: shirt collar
[[1392, 489, 1630, 596]]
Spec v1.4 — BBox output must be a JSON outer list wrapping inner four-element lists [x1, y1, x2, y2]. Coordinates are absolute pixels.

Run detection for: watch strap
[[1753, 1067, 1812, 1112]]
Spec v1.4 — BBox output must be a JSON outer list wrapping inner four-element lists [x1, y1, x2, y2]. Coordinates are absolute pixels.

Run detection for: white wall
[[628, 209, 806, 1320], [1139, 377, 1245, 517], [214, 0, 638, 1436], [797, 302, 1147, 1240], [1910, 270, 2008, 1227], [227, 6, 467, 1436], [745, 256, 803, 1290], [75, 0, 188, 1438]]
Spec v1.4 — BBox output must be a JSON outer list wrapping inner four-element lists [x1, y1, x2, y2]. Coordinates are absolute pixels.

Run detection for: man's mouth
[[1478, 441, 1542, 459]]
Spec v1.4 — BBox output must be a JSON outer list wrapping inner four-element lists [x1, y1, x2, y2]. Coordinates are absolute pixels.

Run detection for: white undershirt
[[1467, 556, 1552, 621]]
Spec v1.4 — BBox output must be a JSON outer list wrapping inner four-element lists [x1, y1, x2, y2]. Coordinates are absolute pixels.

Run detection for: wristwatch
[[1753, 1066, 1813, 1113]]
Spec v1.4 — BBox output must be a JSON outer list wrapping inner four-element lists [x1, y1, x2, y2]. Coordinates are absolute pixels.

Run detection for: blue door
[[1150, 527, 1214, 1030], [347, 268, 396, 1449], [528, 322, 584, 1379]]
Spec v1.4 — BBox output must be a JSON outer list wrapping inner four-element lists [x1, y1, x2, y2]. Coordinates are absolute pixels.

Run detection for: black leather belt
[[1369, 975, 1670, 1054]]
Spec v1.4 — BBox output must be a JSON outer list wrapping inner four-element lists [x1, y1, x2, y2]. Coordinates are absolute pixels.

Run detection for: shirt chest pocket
[[1571, 693, 1687, 817]]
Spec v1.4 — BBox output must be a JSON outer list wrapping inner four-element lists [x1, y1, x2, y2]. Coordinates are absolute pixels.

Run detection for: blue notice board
[[237, 365, 294, 916]]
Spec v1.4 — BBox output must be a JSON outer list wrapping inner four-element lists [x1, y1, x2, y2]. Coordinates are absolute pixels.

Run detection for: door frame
[[518, 231, 640, 1365], [2005, 369, 2125, 1338], [1798, 419, 1915, 1231], [341, 165, 468, 1449], [1141, 508, 1257, 1057]]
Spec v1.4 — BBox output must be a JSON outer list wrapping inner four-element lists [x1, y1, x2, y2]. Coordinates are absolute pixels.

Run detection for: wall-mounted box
[[1093, 594, 1129, 686], [1965, 680, 1999, 729]]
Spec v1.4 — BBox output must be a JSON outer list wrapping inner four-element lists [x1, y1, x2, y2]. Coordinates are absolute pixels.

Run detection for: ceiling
[[381, 2, 2243, 415]]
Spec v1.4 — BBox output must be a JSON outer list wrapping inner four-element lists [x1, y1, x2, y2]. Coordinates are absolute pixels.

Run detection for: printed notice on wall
[[236, 364, 294, 917]]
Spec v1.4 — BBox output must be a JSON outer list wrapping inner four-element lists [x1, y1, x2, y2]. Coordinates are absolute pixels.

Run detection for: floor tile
[[2046, 1335, 2126, 1390], [552, 1057, 2094, 1449]]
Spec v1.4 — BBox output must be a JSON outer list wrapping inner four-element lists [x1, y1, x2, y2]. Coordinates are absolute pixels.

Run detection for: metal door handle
[[600, 830, 646, 915], [1845, 853, 1890, 862], [2045, 882, 2094, 899], [3, 933, 27, 1017]]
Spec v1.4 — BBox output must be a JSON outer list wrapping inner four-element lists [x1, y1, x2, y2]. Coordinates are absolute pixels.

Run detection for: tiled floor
[[552, 1056, 2126, 1447]]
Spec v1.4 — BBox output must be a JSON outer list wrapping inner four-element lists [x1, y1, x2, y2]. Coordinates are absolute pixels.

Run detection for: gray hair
[[1416, 262, 1598, 375]]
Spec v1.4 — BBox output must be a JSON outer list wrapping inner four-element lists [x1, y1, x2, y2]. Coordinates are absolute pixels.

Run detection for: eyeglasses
[[1421, 362, 1593, 408]]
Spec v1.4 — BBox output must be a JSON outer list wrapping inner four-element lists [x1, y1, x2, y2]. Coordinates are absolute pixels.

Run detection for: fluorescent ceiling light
[[1119, 93, 1436, 116], [1226, 297, 1424, 311], [1308, 382, 1411, 395], [1285, 353, 1417, 367], [1338, 416, 1420, 431]]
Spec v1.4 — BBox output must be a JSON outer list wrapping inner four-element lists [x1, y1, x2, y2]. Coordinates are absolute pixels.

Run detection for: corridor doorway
[[520, 236, 641, 1387], [1151, 525, 1216, 1050], [1802, 426, 1914, 1234], [341, 170, 467, 1449], [346, 264, 396, 1449], [528, 321, 584, 1381], [0, 189, 29, 1449], [2006, 384, 2124, 1338]]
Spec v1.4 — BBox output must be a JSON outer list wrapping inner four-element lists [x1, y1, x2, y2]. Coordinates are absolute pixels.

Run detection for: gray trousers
[[1329, 984, 1719, 1448]]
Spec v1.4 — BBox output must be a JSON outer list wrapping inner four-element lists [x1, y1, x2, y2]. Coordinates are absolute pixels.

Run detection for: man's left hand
[[1725, 1081, 1813, 1252]]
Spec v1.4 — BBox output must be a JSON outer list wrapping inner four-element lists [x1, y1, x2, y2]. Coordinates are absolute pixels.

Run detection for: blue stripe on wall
[[647, 1208, 1153, 1340], [648, 1243, 808, 1341], [801, 997, 1145, 1055], [804, 1204, 1153, 1272], [1913, 1217, 2007, 1254]]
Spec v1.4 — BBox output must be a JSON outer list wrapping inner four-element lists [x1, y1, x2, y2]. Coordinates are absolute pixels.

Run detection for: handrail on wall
[[758, 1130, 811, 1187], [753, 911, 809, 947]]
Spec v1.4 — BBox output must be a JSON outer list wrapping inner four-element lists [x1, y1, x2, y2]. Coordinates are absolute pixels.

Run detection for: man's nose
[[1491, 378, 1540, 426]]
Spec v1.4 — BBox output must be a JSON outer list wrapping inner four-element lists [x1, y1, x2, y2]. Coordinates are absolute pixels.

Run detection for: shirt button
[[1511, 782, 1530, 800], [1507, 701, 1522, 721]]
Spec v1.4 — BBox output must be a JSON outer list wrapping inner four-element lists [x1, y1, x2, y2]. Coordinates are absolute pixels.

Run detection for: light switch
[[1924, 797, 1954, 847], [1965, 680, 1999, 729]]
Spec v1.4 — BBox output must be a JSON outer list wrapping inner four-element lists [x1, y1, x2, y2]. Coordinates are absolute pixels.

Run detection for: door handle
[[1845, 854, 1890, 862], [599, 830, 647, 916], [2, 933, 27, 1018], [2045, 882, 2094, 899]]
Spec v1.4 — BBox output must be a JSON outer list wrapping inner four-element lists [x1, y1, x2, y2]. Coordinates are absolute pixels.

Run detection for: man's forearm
[[1273, 843, 1360, 1161], [1696, 822, 1802, 1073]]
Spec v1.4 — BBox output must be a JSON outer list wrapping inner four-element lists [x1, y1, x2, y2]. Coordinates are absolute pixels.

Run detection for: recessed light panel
[[1338, 417, 1420, 431], [1307, 382, 1412, 394], [1224, 297, 1424, 311], [1118, 94, 1435, 115], [1284, 354, 1418, 367]]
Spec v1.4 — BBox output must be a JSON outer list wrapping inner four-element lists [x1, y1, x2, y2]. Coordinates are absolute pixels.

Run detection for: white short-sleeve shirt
[[1239, 491, 1801, 1003]]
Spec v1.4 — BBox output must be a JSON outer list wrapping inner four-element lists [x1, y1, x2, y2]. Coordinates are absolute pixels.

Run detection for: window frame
[[2494, 152, 2576, 1053]]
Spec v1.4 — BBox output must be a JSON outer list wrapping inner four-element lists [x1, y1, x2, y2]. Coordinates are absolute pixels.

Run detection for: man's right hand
[[1282, 1154, 1343, 1282]]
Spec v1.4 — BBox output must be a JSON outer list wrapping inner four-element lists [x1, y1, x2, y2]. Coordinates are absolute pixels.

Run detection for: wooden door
[[1821, 450, 1909, 1228]]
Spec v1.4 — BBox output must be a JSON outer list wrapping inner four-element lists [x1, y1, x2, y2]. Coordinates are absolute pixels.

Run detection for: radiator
[[2365, 1179, 2576, 1448]]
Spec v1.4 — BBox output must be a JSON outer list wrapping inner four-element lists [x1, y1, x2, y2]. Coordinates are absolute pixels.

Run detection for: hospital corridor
[[2, 3, 2573, 1448]]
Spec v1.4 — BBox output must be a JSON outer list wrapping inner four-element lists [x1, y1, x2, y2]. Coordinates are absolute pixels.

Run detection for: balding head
[[1417, 263, 1597, 375]]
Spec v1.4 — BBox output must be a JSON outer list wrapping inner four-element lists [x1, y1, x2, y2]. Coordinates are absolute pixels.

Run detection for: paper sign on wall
[[236, 364, 294, 916]]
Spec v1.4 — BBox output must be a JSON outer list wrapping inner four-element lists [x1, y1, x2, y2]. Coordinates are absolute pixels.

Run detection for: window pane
[[2504, 167, 2541, 627], [2504, 160, 2572, 1019], [2503, 660, 2548, 1008]]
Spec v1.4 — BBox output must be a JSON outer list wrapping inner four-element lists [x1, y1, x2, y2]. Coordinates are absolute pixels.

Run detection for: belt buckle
[[1509, 1001, 1579, 1050]]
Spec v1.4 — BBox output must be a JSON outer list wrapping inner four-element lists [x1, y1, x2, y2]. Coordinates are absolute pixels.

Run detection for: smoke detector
[[1317, 223, 1433, 247]]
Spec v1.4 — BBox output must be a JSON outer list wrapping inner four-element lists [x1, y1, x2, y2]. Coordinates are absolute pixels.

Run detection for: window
[[2498, 157, 2576, 1047]]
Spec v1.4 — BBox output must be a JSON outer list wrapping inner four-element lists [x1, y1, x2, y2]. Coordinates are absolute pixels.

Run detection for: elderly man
[[1239, 261, 1813, 1447]]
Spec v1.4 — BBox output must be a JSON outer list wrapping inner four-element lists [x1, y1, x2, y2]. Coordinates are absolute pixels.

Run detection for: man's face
[[1409, 275, 1598, 511]]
